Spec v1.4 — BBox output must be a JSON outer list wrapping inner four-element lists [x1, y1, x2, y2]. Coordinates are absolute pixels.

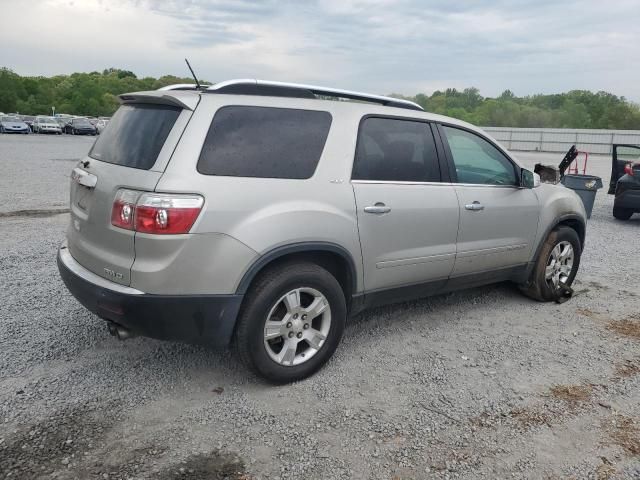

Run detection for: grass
[[606, 314, 640, 340], [549, 384, 593, 404], [509, 406, 554, 428], [604, 415, 640, 456], [614, 358, 640, 378]]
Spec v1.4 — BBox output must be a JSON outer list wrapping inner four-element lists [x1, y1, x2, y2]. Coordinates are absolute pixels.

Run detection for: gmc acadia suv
[[57, 80, 587, 383]]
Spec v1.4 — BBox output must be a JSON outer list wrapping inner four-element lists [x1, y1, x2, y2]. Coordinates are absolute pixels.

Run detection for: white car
[[33, 116, 62, 135], [96, 119, 109, 134]]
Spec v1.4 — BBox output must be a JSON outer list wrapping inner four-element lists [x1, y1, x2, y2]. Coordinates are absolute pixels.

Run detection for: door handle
[[465, 201, 484, 211], [364, 203, 391, 214]]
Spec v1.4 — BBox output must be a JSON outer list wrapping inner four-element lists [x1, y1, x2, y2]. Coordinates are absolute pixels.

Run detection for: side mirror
[[521, 169, 540, 188]]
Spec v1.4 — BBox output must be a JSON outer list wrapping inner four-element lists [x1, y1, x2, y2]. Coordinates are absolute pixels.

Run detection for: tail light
[[110, 189, 138, 230], [111, 189, 204, 234]]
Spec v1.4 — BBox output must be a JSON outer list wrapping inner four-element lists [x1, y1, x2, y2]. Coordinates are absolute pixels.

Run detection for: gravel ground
[[0, 134, 639, 479]]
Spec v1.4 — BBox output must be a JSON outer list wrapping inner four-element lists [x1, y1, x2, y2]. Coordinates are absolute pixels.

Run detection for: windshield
[[1, 116, 20, 122], [89, 104, 181, 170], [73, 118, 92, 126]]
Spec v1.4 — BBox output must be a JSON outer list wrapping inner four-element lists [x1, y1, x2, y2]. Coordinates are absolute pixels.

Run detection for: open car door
[[609, 145, 640, 194]]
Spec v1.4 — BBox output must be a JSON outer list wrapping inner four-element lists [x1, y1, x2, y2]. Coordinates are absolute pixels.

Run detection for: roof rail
[[157, 84, 211, 91], [206, 79, 424, 111]]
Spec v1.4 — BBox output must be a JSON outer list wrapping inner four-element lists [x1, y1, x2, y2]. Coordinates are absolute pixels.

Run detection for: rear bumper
[[57, 244, 243, 347]]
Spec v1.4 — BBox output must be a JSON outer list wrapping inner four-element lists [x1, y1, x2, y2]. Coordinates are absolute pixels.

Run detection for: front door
[[352, 117, 459, 292], [439, 125, 539, 277], [609, 145, 640, 194]]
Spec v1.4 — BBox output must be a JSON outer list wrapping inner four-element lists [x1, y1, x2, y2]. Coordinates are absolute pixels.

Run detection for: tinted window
[[197, 106, 332, 179], [89, 104, 180, 170], [352, 117, 440, 182], [443, 126, 517, 186]]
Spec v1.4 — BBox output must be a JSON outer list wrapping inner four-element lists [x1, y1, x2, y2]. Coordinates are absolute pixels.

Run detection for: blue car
[[0, 115, 30, 134]]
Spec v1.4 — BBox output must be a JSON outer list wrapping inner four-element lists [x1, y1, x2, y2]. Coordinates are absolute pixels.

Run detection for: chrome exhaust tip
[[107, 322, 135, 340]]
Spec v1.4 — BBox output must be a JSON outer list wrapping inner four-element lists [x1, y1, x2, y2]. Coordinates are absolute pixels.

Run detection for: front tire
[[520, 226, 581, 302], [235, 262, 346, 383], [613, 206, 633, 220]]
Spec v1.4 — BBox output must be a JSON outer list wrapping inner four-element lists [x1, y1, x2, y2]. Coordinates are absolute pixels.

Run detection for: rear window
[[197, 106, 332, 179], [89, 104, 180, 170]]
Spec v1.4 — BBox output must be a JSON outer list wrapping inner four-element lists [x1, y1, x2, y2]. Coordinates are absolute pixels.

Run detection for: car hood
[[1, 121, 28, 128], [40, 123, 61, 128]]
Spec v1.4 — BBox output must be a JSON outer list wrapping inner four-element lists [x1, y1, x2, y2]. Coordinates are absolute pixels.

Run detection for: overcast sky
[[2, 0, 639, 100]]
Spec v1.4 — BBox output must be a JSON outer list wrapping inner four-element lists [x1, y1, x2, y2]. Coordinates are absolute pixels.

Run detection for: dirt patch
[[577, 308, 601, 319], [614, 358, 640, 378], [509, 406, 555, 429], [154, 452, 249, 480], [606, 315, 640, 340], [0, 403, 116, 479], [0, 208, 70, 218], [469, 404, 558, 431], [549, 384, 593, 405], [595, 458, 617, 480], [603, 415, 640, 456]]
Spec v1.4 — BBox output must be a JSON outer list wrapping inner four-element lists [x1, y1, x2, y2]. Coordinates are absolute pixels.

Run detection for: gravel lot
[[1, 134, 639, 479]]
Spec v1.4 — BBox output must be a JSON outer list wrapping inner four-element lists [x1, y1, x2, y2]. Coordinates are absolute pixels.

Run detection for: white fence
[[482, 127, 640, 155]]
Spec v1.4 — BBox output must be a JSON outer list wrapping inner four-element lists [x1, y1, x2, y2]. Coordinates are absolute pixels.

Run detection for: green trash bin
[[561, 174, 603, 219]]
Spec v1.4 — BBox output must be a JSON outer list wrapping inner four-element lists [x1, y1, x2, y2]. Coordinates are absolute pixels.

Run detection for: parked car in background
[[33, 116, 63, 134], [57, 80, 588, 383], [55, 116, 72, 130], [608, 144, 640, 220], [20, 115, 35, 132], [64, 117, 97, 135], [0, 115, 31, 134], [96, 118, 109, 134]]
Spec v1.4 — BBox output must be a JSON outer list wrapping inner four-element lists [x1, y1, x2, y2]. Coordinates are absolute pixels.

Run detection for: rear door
[[609, 145, 640, 194], [438, 124, 539, 277], [67, 101, 192, 286], [352, 116, 459, 293]]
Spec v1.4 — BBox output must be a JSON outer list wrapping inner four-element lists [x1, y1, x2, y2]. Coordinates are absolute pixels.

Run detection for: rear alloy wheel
[[235, 262, 346, 383], [263, 287, 332, 367], [520, 226, 581, 302], [613, 206, 633, 220]]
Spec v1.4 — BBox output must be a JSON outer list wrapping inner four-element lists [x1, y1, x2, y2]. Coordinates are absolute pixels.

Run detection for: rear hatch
[[67, 95, 196, 286]]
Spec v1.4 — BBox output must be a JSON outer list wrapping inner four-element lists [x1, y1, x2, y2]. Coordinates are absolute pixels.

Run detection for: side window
[[352, 117, 441, 182], [442, 126, 518, 186], [197, 106, 332, 179]]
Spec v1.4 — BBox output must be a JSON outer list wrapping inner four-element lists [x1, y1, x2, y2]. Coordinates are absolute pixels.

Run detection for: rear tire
[[520, 226, 581, 302], [613, 206, 633, 220], [235, 262, 346, 383]]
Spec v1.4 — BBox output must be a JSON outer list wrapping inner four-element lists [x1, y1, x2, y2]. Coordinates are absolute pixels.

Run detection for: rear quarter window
[[197, 106, 332, 179], [89, 104, 181, 170]]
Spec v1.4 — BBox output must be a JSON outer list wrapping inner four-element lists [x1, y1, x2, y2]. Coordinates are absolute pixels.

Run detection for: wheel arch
[[525, 213, 585, 282], [235, 242, 358, 306]]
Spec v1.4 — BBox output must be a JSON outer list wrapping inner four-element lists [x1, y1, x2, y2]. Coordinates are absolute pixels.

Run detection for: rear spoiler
[[118, 91, 199, 111]]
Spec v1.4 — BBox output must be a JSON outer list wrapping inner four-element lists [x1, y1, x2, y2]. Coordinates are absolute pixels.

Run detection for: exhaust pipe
[[107, 322, 136, 340]]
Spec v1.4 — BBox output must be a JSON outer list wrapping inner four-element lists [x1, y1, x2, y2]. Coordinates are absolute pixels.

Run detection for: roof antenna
[[184, 58, 201, 89]]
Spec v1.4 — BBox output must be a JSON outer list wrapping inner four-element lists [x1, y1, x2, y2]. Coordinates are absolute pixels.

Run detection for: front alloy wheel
[[544, 241, 574, 290], [263, 287, 331, 366], [519, 226, 581, 302]]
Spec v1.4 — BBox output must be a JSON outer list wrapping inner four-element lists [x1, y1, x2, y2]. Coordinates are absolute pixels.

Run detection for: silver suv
[[58, 80, 587, 383]]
